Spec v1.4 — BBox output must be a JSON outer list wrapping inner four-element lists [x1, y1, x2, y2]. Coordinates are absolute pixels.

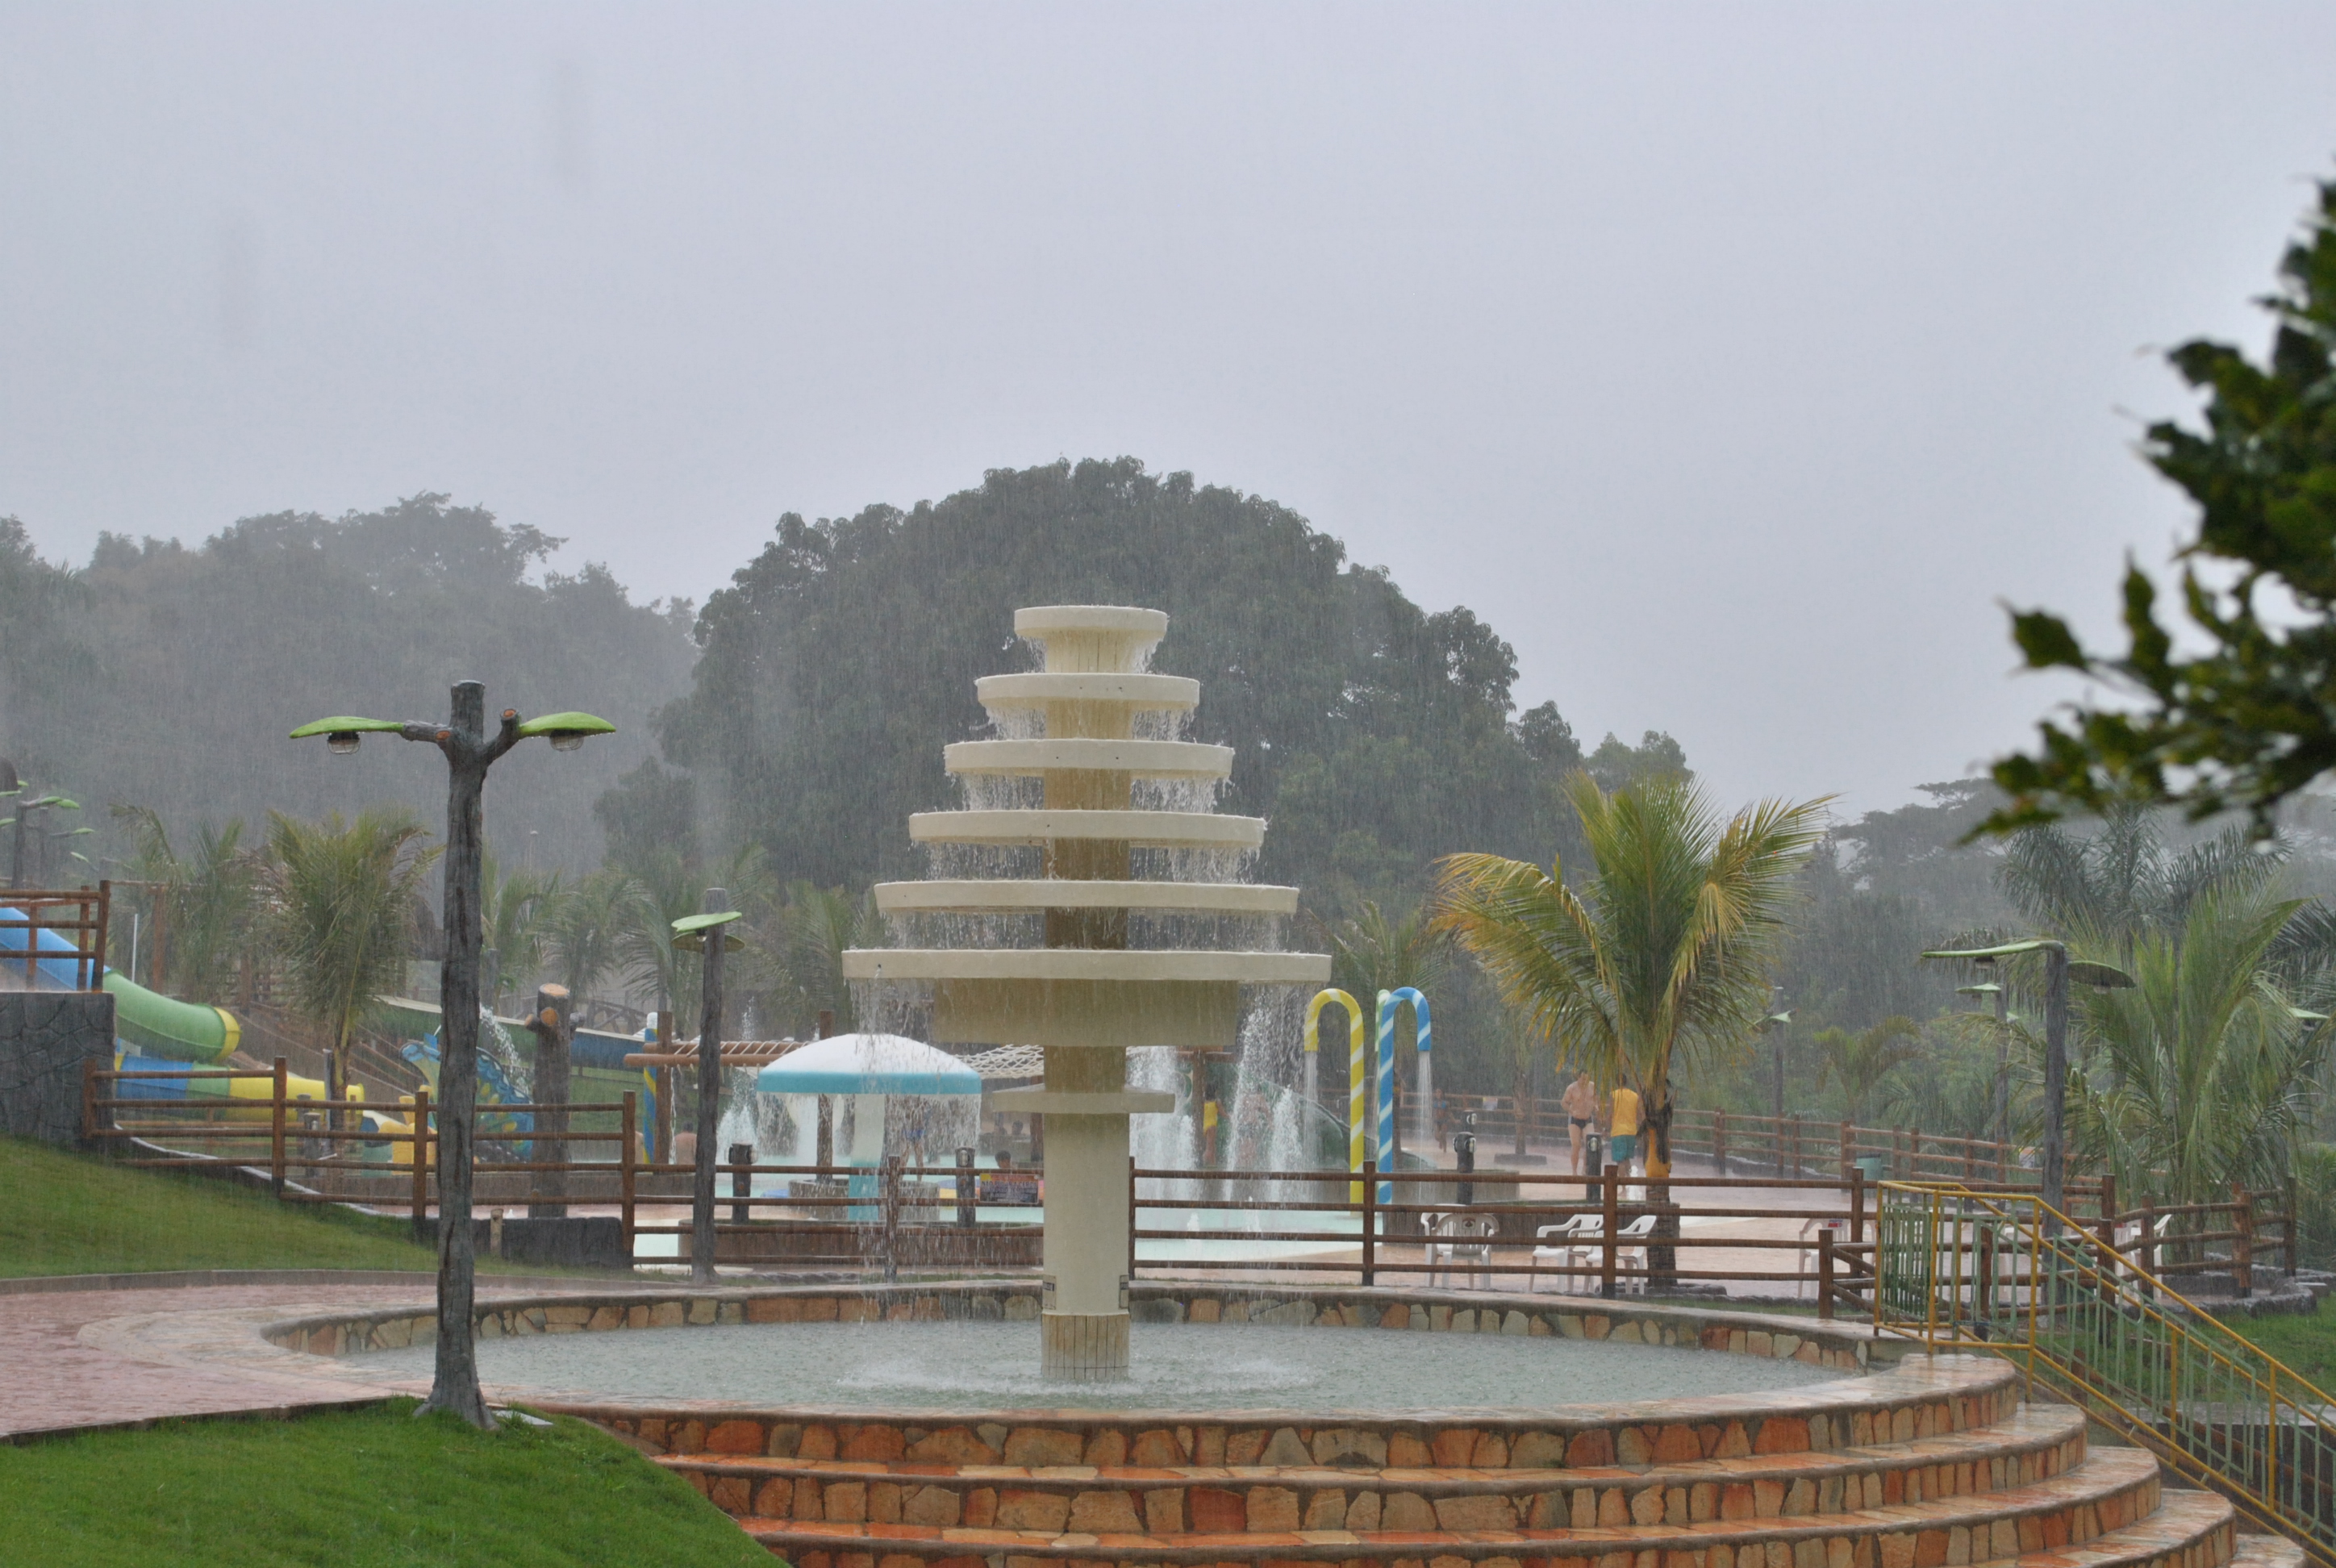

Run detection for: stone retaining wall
[[265, 1282, 1879, 1383]]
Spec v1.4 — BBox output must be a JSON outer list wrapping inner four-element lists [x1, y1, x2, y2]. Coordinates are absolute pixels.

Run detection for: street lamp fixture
[[290, 686, 613, 1428], [1921, 938, 2134, 1231]]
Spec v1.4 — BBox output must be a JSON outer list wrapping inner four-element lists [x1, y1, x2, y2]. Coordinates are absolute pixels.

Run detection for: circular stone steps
[[670, 1440, 2168, 1566], [656, 1403, 2091, 1534]]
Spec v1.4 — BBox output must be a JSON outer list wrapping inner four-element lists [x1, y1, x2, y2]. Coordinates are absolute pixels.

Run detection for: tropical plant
[[2068, 884, 2331, 1211], [765, 880, 880, 1037], [479, 855, 561, 1013], [108, 804, 265, 1004], [1429, 773, 1829, 1180], [1811, 1015, 1923, 1126], [1877, 1016, 2028, 1145], [265, 807, 438, 1111], [543, 868, 636, 1014], [1997, 804, 2280, 959]]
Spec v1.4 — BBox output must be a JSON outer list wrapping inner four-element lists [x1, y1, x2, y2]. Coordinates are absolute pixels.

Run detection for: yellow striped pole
[[1306, 989, 1366, 1203]]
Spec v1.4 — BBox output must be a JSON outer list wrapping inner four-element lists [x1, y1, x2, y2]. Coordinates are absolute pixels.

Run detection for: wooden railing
[[80, 1065, 2296, 1297], [1, 883, 110, 990], [1400, 1090, 2043, 1186], [81, 1059, 640, 1250]]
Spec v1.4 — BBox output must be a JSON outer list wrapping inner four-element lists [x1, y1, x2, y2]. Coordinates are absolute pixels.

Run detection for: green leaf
[[2008, 610, 2089, 672]]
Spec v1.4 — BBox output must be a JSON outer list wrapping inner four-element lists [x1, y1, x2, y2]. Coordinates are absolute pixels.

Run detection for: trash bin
[[1854, 1155, 1886, 1183]]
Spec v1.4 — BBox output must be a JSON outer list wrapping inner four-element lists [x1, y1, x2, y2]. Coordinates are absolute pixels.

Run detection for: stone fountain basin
[[276, 1282, 1884, 1423]]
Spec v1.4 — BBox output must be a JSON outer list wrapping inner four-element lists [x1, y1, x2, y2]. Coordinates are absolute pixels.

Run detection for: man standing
[[1608, 1081, 1642, 1175], [1561, 1071, 1599, 1174]]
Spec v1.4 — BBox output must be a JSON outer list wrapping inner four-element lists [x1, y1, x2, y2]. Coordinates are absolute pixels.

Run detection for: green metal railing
[[1876, 1181, 2334, 1562]]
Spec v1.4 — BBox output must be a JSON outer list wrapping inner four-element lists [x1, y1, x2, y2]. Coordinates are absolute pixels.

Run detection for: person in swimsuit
[[1561, 1071, 1599, 1174], [1608, 1082, 1642, 1174]]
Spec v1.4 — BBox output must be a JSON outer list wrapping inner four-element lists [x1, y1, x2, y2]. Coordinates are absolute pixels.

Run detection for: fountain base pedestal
[[1041, 1310, 1131, 1381]]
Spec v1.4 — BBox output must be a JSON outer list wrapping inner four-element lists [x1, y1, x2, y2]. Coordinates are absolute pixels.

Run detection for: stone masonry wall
[[0, 990, 115, 1145]]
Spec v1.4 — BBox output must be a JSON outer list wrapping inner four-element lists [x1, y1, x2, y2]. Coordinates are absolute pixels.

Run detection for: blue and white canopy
[[754, 1033, 982, 1097]]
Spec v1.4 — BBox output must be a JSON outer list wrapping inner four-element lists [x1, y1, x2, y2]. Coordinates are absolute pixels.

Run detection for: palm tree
[[1999, 805, 2280, 961], [770, 880, 881, 1036], [1812, 1015, 1924, 1126], [543, 867, 635, 1019], [479, 856, 561, 1014], [612, 844, 777, 1035], [110, 804, 265, 1003], [2071, 884, 2330, 1211], [1430, 774, 1827, 1184], [266, 807, 439, 1117]]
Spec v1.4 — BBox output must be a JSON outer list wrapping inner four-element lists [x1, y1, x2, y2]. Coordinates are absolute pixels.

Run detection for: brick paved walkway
[[0, 1278, 607, 1440]]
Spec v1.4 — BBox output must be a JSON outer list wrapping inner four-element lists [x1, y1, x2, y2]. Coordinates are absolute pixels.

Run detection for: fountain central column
[[1013, 1047, 1135, 1377], [848, 603, 1329, 1381]]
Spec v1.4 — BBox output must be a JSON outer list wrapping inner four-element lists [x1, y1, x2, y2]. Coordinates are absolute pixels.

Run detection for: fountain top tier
[[845, 603, 1328, 1047]]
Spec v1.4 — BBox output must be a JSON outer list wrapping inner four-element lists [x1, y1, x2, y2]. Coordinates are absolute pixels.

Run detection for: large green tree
[[630, 458, 1602, 912], [1990, 176, 2336, 831], [12, 495, 693, 874]]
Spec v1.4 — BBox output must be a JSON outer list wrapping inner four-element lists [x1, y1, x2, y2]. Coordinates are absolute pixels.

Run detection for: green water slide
[[102, 970, 240, 1063]]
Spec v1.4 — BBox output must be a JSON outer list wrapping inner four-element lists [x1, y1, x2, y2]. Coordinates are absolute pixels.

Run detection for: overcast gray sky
[[5, 4, 2334, 819]]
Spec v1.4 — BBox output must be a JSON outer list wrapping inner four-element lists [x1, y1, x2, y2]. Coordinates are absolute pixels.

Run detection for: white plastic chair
[[1558, 1212, 1658, 1294], [1423, 1211, 1496, 1291], [1531, 1214, 1597, 1294], [1612, 1212, 1658, 1294]]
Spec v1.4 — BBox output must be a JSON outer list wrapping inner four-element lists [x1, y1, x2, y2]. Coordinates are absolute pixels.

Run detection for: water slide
[[2, 902, 239, 1062]]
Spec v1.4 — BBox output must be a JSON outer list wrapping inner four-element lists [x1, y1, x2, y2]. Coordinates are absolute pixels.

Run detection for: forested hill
[[618, 457, 1683, 915], [0, 496, 694, 873]]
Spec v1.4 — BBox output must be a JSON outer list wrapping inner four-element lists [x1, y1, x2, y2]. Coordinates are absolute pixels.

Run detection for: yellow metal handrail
[[1876, 1180, 2331, 1562]]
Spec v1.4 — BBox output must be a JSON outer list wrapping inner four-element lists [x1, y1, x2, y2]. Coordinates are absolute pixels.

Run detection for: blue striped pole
[[1385, 986, 1432, 1148], [1374, 990, 1397, 1203]]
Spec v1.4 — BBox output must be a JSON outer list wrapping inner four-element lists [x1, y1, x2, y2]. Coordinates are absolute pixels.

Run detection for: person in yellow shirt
[[1608, 1083, 1642, 1172]]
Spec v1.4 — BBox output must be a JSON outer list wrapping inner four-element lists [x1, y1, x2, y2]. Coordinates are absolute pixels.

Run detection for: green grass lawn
[[2225, 1299, 2336, 1385], [0, 1136, 565, 1278], [1, 1399, 772, 1567]]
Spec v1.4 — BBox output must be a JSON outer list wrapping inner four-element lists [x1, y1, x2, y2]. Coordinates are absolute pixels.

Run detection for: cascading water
[[840, 605, 1330, 1378]]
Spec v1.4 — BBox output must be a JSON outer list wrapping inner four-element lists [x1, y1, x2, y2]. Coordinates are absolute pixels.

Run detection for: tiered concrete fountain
[[843, 605, 1329, 1379]]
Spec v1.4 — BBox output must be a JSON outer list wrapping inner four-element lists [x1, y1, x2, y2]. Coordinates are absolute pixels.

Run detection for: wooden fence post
[[1712, 1109, 1728, 1175], [2234, 1183, 2255, 1299], [1128, 1156, 1138, 1283], [1849, 1164, 1864, 1246], [1839, 1120, 1852, 1183], [90, 882, 111, 993], [1361, 1160, 1377, 1287], [410, 1087, 431, 1241], [1817, 1228, 1835, 1321], [1602, 1161, 1621, 1299], [620, 1091, 637, 1265], [270, 1057, 288, 1197], [2288, 1174, 2301, 1276]]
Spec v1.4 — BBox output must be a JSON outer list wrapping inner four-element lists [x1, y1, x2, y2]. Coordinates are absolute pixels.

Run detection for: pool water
[[357, 1317, 1842, 1412]]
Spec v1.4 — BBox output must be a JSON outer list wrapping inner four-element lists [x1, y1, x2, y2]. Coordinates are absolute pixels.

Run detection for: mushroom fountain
[[844, 605, 1329, 1380]]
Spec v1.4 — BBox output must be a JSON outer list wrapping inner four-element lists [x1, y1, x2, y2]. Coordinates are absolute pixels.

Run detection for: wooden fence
[[81, 1062, 2299, 1301], [2, 884, 110, 990], [1401, 1089, 2045, 1185]]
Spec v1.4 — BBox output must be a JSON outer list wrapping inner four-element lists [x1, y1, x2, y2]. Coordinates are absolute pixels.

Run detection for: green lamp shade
[[671, 909, 745, 953], [515, 712, 617, 750], [290, 716, 405, 739]]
